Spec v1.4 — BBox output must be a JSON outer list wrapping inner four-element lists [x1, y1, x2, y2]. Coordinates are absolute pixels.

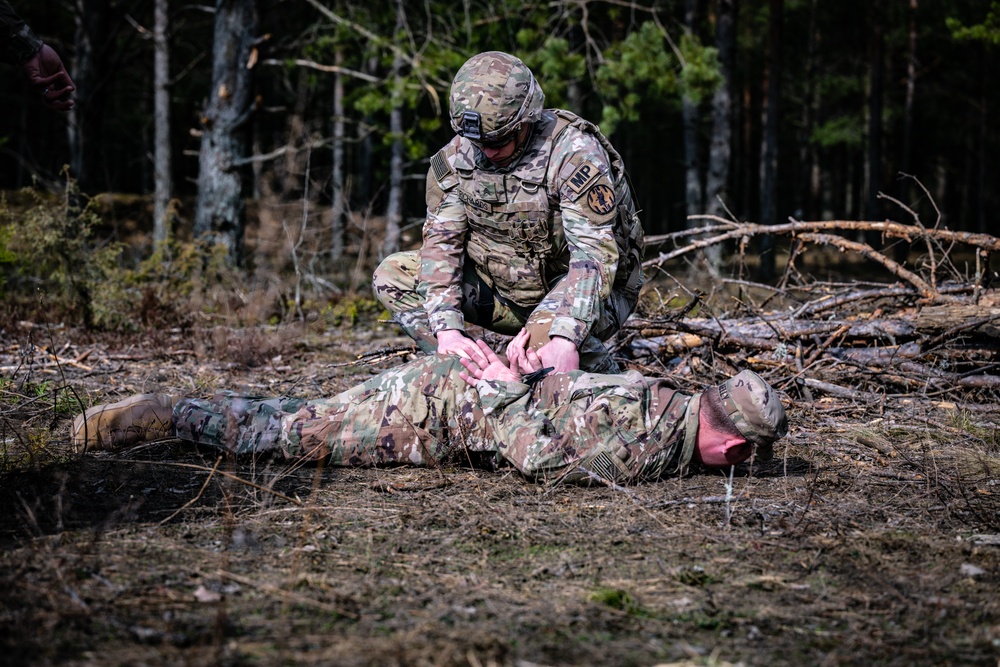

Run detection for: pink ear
[[697, 435, 750, 467], [722, 438, 753, 465]]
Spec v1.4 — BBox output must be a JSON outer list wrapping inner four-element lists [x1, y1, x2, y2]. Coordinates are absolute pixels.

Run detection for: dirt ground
[[1, 317, 999, 667]]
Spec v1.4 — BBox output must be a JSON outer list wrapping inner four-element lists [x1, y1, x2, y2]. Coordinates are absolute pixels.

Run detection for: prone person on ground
[[72, 330, 788, 485]]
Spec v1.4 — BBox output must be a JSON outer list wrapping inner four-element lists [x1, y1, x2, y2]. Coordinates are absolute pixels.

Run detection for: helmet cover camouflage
[[716, 369, 788, 447], [449, 51, 545, 145]]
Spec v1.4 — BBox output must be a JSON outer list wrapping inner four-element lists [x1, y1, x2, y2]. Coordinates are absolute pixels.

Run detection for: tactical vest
[[443, 109, 644, 308]]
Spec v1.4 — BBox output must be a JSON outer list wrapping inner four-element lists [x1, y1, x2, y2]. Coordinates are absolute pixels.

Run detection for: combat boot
[[72, 393, 178, 452]]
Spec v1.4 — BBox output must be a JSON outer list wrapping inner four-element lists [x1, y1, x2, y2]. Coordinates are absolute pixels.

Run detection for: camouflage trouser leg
[[173, 393, 308, 457], [281, 354, 490, 467], [172, 356, 492, 467], [372, 250, 438, 352], [373, 251, 501, 350], [372, 250, 630, 373]]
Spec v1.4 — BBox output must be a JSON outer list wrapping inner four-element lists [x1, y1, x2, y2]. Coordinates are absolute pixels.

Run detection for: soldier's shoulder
[[549, 126, 613, 200], [429, 136, 469, 187], [550, 123, 610, 168], [430, 135, 464, 164]]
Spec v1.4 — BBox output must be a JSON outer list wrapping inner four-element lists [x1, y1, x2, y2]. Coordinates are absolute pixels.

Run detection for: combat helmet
[[717, 369, 788, 448], [449, 51, 545, 146]]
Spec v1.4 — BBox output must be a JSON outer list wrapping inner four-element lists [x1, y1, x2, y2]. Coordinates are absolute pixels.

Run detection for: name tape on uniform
[[458, 189, 493, 214]]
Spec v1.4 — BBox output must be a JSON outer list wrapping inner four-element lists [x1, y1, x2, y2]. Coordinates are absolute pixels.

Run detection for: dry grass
[[1, 312, 999, 667]]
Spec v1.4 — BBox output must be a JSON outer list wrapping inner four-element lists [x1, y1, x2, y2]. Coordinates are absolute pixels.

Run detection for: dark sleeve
[[0, 1, 24, 33], [0, 2, 43, 66]]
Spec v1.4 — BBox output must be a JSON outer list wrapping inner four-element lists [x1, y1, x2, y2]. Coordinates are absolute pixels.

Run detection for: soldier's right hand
[[436, 329, 482, 360]]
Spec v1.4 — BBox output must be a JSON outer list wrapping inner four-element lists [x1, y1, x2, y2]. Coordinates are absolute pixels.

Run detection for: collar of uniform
[[677, 393, 700, 477]]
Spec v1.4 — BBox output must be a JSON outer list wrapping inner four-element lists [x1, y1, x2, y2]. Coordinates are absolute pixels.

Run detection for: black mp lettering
[[569, 165, 592, 189]]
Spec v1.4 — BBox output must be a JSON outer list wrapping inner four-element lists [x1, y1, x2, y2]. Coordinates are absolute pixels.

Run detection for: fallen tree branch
[[646, 217, 1000, 256], [158, 456, 224, 525], [796, 377, 880, 402], [793, 283, 971, 318], [794, 232, 948, 302]]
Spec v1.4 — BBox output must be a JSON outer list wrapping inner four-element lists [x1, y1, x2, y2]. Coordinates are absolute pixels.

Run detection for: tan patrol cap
[[717, 369, 788, 448]]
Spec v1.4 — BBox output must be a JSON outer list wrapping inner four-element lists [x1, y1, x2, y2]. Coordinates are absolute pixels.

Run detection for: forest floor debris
[[1, 315, 997, 665], [1, 220, 999, 665]]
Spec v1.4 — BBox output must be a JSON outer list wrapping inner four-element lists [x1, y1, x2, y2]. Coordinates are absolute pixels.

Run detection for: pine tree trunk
[[382, 0, 405, 259], [68, 0, 113, 193], [901, 0, 917, 185], [193, 0, 257, 265], [740, 80, 754, 222], [976, 45, 987, 234], [152, 0, 172, 245], [865, 1, 884, 223], [281, 71, 309, 194], [757, 0, 783, 280], [794, 0, 818, 221], [330, 47, 346, 261], [894, 0, 918, 263], [704, 0, 735, 268], [383, 102, 403, 258], [358, 55, 378, 209], [682, 0, 703, 224]]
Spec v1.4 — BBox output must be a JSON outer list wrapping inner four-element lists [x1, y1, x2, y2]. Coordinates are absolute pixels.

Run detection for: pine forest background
[[1, 0, 998, 321]]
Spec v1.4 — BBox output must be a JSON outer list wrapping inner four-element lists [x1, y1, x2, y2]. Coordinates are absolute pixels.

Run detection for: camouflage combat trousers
[[373, 250, 632, 373], [172, 354, 492, 466]]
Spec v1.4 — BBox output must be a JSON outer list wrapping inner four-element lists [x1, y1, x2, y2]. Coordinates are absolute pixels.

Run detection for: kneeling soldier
[[373, 51, 644, 375]]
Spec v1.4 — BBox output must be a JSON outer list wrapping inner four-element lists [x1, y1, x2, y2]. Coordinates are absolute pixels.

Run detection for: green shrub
[[0, 180, 124, 327], [0, 181, 253, 330]]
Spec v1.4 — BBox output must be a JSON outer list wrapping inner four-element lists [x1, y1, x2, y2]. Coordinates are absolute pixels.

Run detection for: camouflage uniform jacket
[[177, 355, 697, 485], [420, 109, 644, 347], [478, 365, 698, 484]]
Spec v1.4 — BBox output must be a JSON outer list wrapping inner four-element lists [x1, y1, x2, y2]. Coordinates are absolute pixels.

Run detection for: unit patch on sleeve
[[586, 184, 616, 215], [566, 161, 600, 194]]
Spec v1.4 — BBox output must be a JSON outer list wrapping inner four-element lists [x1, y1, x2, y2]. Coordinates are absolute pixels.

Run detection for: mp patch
[[586, 184, 616, 215], [566, 162, 600, 194]]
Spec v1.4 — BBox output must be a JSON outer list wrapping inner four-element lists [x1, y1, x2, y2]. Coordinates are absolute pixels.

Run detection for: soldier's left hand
[[506, 328, 544, 374], [536, 336, 580, 373], [459, 339, 521, 384]]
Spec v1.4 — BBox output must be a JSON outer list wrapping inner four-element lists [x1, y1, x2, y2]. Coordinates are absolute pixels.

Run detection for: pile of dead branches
[[628, 210, 999, 403]]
